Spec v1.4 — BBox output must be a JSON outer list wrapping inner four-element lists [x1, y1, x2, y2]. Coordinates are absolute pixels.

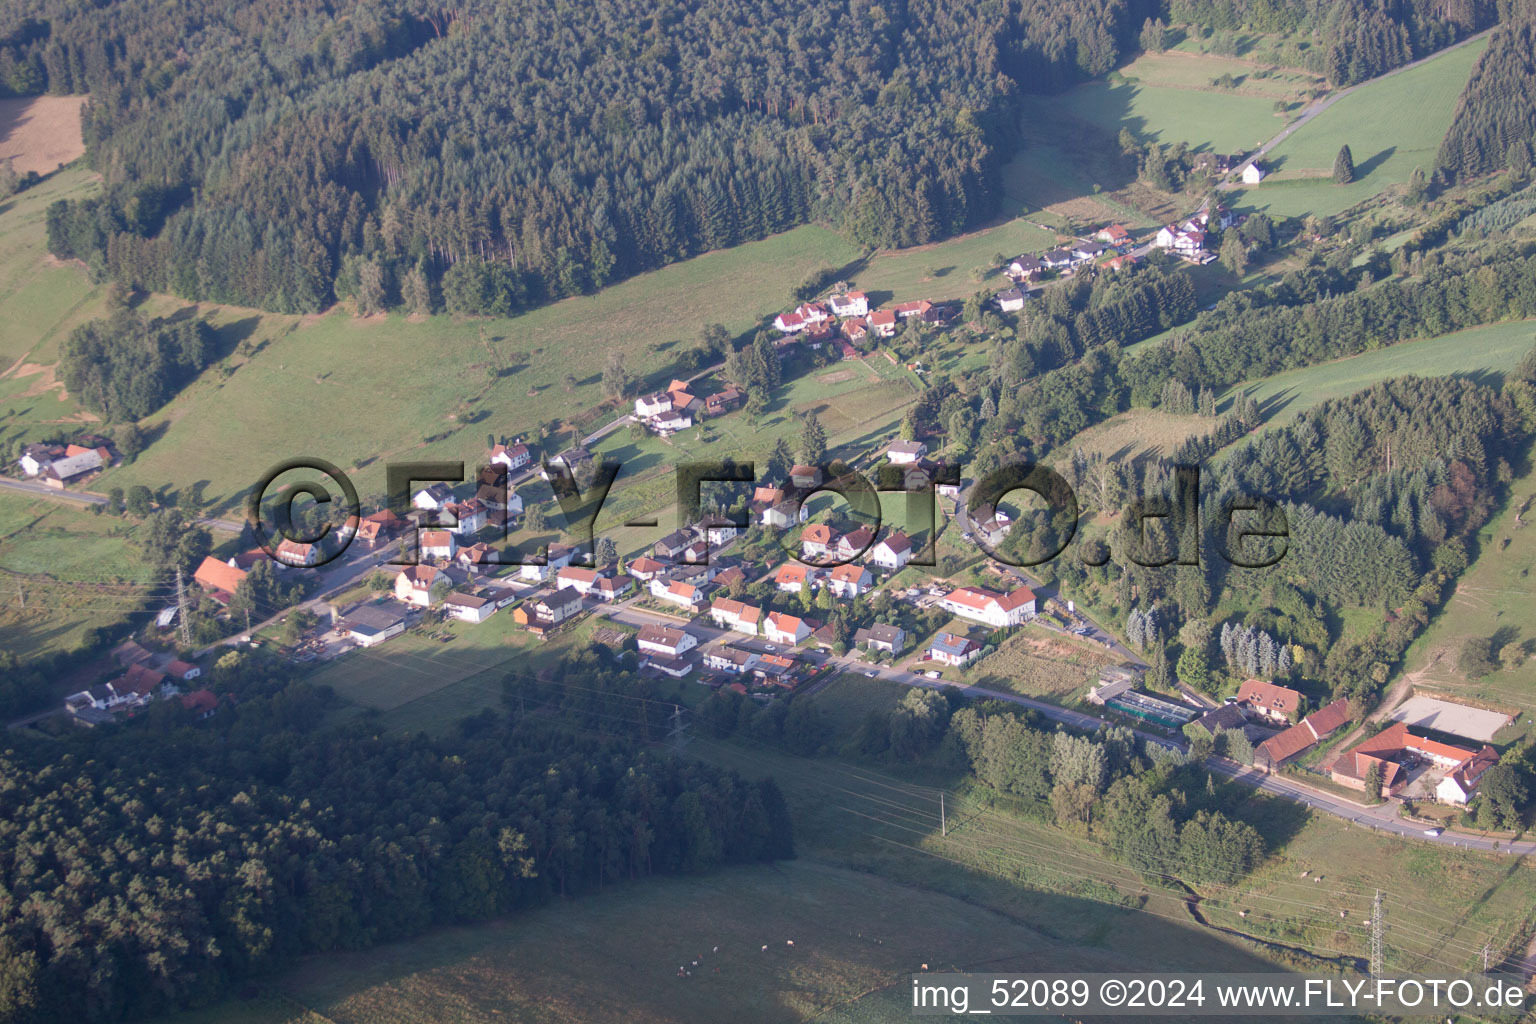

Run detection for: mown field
[[1232, 36, 1488, 218]]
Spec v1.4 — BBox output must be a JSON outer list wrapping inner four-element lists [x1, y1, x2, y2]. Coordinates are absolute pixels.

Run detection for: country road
[[0, 475, 246, 533]]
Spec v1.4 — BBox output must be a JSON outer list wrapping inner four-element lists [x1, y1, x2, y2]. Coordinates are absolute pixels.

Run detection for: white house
[[870, 531, 913, 571], [635, 392, 673, 418], [637, 624, 697, 658], [446, 500, 488, 536], [775, 563, 817, 593], [886, 440, 928, 464], [489, 442, 531, 472], [929, 632, 982, 667], [764, 611, 811, 646], [1241, 162, 1266, 184], [828, 563, 873, 598], [709, 598, 761, 635], [704, 647, 759, 674], [419, 529, 458, 561], [1437, 747, 1500, 805], [442, 592, 497, 624], [650, 411, 693, 433], [699, 515, 740, 548], [651, 578, 705, 610], [521, 543, 576, 581], [555, 565, 602, 596], [828, 292, 869, 317], [412, 483, 455, 511], [762, 501, 809, 529], [995, 287, 1026, 313], [940, 585, 1036, 628], [395, 565, 444, 607], [801, 524, 840, 560]]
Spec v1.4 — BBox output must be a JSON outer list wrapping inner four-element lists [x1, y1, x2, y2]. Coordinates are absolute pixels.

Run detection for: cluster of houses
[[17, 438, 115, 489], [1153, 204, 1238, 264], [63, 640, 211, 726], [997, 224, 1140, 311], [772, 291, 952, 355], [1329, 722, 1499, 806], [633, 379, 743, 435]]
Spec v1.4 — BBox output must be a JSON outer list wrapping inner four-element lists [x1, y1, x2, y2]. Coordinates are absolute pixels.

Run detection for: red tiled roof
[[766, 611, 806, 634], [830, 563, 871, 583], [180, 689, 218, 712], [996, 586, 1036, 611], [1236, 679, 1302, 715], [776, 563, 811, 584], [1302, 698, 1351, 739], [194, 556, 247, 597], [802, 524, 837, 545], [1257, 722, 1318, 765]]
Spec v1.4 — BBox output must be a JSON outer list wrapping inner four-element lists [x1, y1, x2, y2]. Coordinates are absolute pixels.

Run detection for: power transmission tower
[[940, 792, 947, 838], [1370, 890, 1384, 978], [1483, 942, 1491, 973], [669, 704, 688, 753], [175, 567, 192, 647]]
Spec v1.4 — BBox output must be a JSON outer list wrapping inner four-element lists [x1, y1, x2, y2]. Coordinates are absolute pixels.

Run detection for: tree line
[[57, 307, 215, 422], [0, 650, 792, 1023], [14, 0, 1163, 314], [1436, 12, 1536, 183]]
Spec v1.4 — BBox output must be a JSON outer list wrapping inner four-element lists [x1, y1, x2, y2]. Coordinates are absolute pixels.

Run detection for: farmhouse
[[41, 449, 107, 487], [1240, 161, 1266, 184], [886, 439, 928, 464], [635, 391, 673, 418], [395, 564, 444, 607], [827, 563, 873, 598], [1235, 679, 1302, 726], [654, 529, 696, 562], [194, 556, 247, 606], [854, 623, 907, 654], [870, 531, 913, 571], [18, 443, 64, 477], [1253, 698, 1352, 771], [929, 632, 982, 667], [764, 611, 811, 645], [1330, 722, 1494, 801], [1190, 702, 1249, 739], [940, 585, 1035, 628], [164, 659, 201, 683], [637, 625, 697, 658]]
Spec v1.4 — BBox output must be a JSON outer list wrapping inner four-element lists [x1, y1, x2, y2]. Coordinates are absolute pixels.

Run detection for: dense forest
[[1436, 13, 1536, 182], [10, 0, 1159, 314], [1166, 0, 1507, 84], [0, 652, 792, 1023]]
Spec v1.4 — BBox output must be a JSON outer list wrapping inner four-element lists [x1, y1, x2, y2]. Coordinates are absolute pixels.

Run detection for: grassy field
[[970, 625, 1119, 701], [1222, 318, 1536, 428], [1231, 37, 1488, 219], [1397, 455, 1536, 720], [0, 490, 164, 658], [1055, 406, 1213, 464]]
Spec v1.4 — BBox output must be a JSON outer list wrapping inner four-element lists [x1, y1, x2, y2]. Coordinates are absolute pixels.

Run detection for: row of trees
[[57, 307, 215, 422], [1436, 13, 1536, 182]]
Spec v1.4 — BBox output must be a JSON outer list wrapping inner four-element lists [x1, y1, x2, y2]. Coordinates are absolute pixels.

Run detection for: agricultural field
[[970, 626, 1119, 701], [1053, 406, 1212, 464], [1231, 36, 1488, 219], [0, 490, 162, 659], [0, 94, 87, 176]]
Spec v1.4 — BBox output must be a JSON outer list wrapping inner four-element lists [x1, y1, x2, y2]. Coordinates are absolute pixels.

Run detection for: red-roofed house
[[1236, 679, 1303, 725], [1330, 721, 1486, 798], [490, 442, 531, 471], [418, 530, 457, 561], [940, 585, 1036, 628], [801, 523, 839, 559], [395, 564, 444, 607], [710, 598, 762, 635], [764, 611, 811, 646], [1438, 747, 1501, 805], [194, 556, 247, 606], [868, 309, 898, 338], [775, 563, 817, 593], [828, 563, 873, 598], [180, 689, 218, 719], [1254, 699, 1351, 771], [651, 578, 705, 611]]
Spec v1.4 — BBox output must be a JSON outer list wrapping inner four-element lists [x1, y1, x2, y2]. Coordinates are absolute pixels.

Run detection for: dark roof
[[1194, 703, 1248, 736]]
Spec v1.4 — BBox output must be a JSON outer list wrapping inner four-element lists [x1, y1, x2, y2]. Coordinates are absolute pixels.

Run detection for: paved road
[[1216, 28, 1495, 190], [0, 476, 246, 532]]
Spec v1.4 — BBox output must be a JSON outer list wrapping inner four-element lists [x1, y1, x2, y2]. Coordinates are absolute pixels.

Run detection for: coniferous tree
[[1333, 144, 1356, 184]]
